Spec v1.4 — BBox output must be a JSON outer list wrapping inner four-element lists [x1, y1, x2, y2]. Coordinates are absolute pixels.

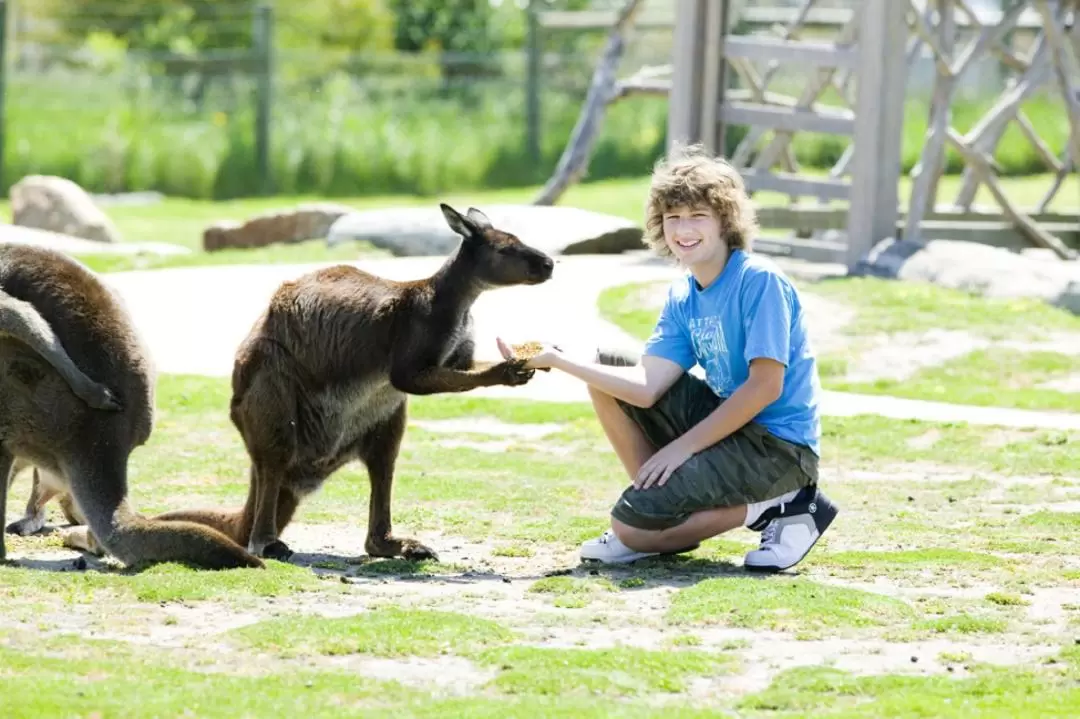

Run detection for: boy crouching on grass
[[497, 144, 838, 571]]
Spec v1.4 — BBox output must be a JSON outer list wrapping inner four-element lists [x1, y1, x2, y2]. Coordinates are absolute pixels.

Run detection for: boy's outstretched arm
[[495, 337, 683, 408]]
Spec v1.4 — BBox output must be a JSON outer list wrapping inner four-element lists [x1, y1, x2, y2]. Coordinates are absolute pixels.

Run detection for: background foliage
[[7, 0, 1069, 199]]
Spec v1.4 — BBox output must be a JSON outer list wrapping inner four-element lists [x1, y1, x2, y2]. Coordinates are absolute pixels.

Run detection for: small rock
[[203, 202, 355, 251], [910, 656, 918, 663], [11, 174, 122, 244]]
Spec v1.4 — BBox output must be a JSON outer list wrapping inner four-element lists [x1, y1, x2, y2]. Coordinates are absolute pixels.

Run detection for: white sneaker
[[744, 488, 838, 572], [580, 529, 659, 564]]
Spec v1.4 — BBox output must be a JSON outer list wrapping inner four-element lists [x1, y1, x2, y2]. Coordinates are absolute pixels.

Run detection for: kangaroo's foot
[[60, 526, 106, 556], [247, 537, 293, 562], [365, 534, 438, 562], [6, 511, 47, 536]]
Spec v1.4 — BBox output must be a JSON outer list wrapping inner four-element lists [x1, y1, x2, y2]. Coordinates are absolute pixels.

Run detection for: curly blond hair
[[642, 143, 758, 259]]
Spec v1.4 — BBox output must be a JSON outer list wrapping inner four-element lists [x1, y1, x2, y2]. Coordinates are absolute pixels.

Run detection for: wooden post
[[253, 3, 273, 195], [699, 0, 730, 156], [667, 0, 708, 150], [525, 0, 542, 164], [846, 0, 909, 267]]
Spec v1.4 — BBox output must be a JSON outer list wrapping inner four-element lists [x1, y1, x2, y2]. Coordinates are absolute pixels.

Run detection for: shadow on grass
[[287, 546, 762, 592]]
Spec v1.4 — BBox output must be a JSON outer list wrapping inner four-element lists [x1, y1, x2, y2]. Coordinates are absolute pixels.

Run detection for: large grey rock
[[326, 204, 644, 256], [0, 224, 189, 256], [852, 237, 1080, 314], [11, 175, 122, 244]]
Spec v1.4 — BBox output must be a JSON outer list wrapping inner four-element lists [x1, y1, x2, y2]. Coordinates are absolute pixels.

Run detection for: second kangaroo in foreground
[[156, 203, 555, 560], [0, 244, 263, 569]]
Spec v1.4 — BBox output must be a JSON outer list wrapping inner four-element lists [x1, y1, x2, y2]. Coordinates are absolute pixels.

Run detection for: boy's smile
[[662, 205, 728, 285]]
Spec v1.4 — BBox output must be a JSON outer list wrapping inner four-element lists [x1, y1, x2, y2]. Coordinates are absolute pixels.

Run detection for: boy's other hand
[[635, 440, 692, 490]]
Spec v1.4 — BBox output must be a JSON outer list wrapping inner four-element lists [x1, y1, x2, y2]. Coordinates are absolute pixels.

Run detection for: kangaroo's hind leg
[[360, 400, 436, 561], [0, 449, 13, 560], [6, 467, 63, 536]]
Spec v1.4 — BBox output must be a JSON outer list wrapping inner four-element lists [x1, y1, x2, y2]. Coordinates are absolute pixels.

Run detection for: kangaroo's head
[[440, 203, 555, 287]]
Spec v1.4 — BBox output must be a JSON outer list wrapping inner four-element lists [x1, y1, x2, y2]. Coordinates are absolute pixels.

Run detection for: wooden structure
[[667, 0, 1079, 266]]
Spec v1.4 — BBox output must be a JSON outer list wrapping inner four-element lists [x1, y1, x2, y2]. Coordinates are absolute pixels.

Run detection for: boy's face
[[661, 204, 724, 265]]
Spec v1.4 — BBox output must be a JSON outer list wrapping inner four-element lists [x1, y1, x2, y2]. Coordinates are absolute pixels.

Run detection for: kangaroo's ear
[[440, 203, 478, 239], [466, 207, 493, 230]]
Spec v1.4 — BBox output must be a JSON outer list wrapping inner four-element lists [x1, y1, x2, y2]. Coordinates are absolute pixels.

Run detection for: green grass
[[228, 608, 517, 658], [735, 655, 1080, 718], [474, 645, 736, 697], [829, 349, 1080, 411], [810, 277, 1080, 339], [4, 372, 1080, 714], [667, 577, 917, 637], [0, 557, 334, 604], [9, 64, 1074, 201]]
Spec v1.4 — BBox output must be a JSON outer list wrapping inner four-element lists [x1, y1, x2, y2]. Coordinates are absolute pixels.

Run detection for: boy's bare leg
[[587, 384, 748, 557], [612, 507, 746, 554], [587, 385, 653, 478]]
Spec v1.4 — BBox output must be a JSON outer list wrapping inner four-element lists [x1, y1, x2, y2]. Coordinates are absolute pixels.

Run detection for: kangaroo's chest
[[295, 378, 405, 479], [437, 312, 477, 370]]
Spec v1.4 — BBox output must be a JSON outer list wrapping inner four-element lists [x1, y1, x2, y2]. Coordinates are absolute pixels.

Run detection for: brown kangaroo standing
[[0, 243, 263, 569], [155, 204, 554, 561]]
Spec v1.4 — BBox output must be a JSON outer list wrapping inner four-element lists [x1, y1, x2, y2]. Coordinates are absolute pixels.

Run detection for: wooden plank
[[741, 169, 850, 200], [720, 101, 855, 136], [759, 205, 1080, 229], [751, 234, 848, 264], [945, 127, 1077, 259], [721, 35, 858, 69], [1033, 0, 1080, 169], [698, 0, 729, 156], [757, 206, 848, 230], [1015, 109, 1064, 172], [954, 35, 1051, 207], [727, 58, 801, 176], [748, 5, 862, 174], [537, 10, 673, 30], [846, 0, 909, 266], [905, 0, 955, 244], [911, 220, 1080, 251]]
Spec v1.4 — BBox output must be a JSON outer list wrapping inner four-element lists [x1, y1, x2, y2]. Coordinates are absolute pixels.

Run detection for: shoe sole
[[744, 496, 839, 573], [580, 542, 701, 564]]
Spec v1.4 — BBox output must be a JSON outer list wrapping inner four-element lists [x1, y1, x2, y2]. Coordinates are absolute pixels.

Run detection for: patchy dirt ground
[[6, 450, 1079, 705]]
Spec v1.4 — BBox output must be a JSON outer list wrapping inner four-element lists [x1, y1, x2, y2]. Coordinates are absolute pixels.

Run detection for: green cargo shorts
[[608, 367, 819, 532]]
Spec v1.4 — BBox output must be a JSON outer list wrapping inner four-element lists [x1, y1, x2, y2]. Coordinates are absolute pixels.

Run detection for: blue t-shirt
[[642, 249, 822, 456]]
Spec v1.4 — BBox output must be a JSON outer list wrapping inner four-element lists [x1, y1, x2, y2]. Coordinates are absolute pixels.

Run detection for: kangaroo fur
[[0, 244, 263, 569], [153, 203, 555, 561]]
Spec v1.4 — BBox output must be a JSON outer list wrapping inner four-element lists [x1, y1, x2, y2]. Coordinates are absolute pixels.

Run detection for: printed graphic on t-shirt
[[689, 315, 732, 394]]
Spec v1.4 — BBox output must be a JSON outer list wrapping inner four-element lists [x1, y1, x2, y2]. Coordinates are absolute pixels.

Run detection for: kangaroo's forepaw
[[497, 359, 535, 387], [79, 382, 123, 412]]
